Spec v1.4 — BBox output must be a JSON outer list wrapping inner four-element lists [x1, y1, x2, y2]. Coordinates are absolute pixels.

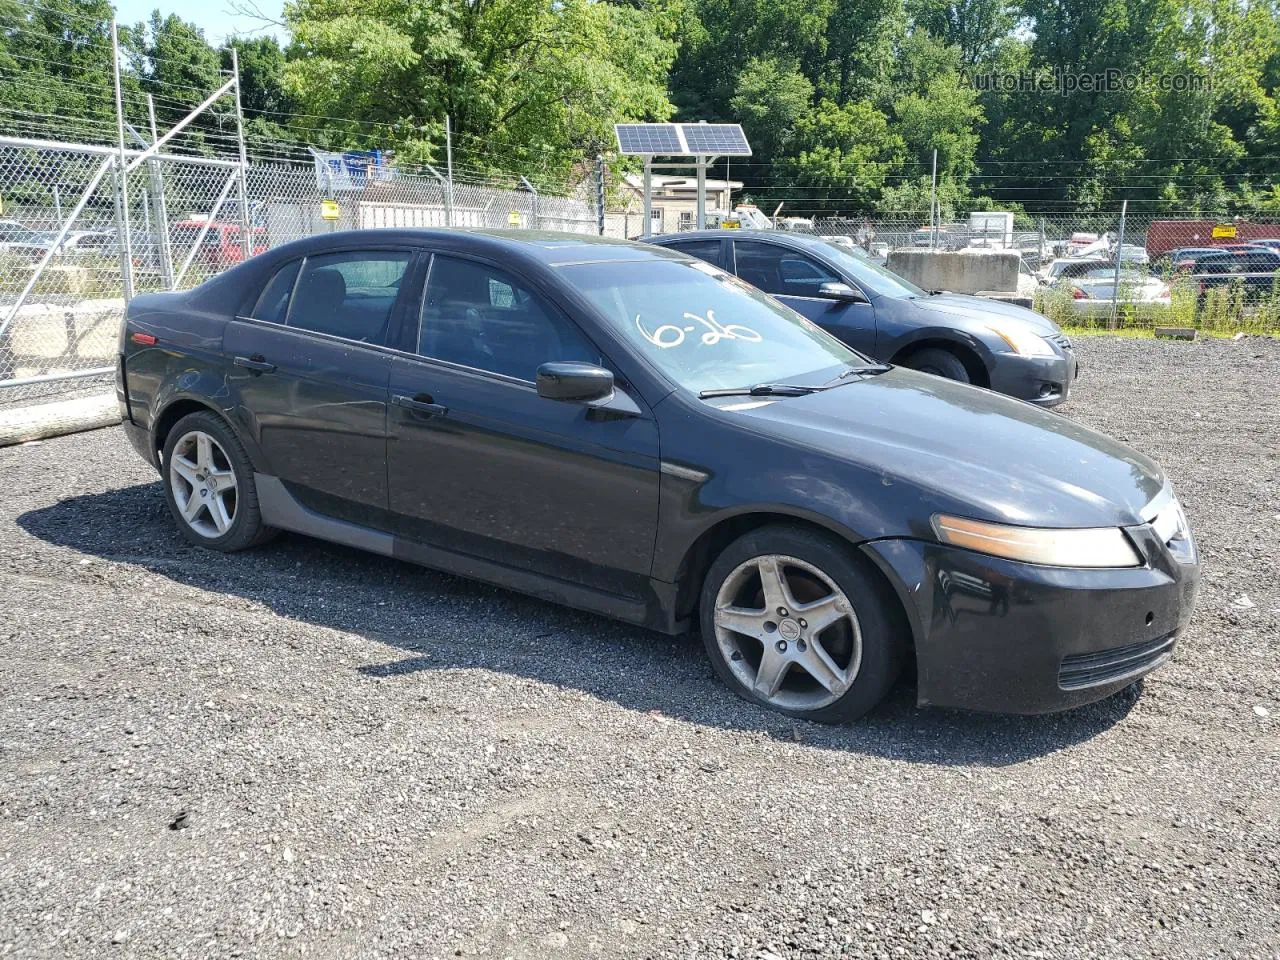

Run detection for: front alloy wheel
[[713, 554, 863, 712], [699, 525, 903, 723]]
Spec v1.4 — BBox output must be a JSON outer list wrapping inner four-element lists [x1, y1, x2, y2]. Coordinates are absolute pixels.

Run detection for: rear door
[[222, 247, 419, 527], [385, 252, 661, 598], [730, 239, 878, 355]]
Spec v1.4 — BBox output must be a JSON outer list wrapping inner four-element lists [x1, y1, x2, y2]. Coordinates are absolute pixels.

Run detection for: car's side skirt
[[255, 474, 684, 635]]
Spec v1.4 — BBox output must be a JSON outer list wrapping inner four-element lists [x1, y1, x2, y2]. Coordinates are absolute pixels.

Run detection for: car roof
[[263, 228, 690, 267], [648, 229, 833, 251]]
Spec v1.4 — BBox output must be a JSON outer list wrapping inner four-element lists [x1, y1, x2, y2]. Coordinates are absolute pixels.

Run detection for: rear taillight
[[1158, 285, 1171, 301], [1071, 286, 1088, 300]]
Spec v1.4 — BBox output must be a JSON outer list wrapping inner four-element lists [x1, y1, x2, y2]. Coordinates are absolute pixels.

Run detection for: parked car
[[1064, 232, 1100, 256], [1040, 256, 1112, 285], [648, 229, 1077, 406], [118, 228, 1199, 721], [1066, 268, 1171, 315], [0, 219, 52, 260], [171, 219, 268, 269], [1190, 248, 1280, 298]]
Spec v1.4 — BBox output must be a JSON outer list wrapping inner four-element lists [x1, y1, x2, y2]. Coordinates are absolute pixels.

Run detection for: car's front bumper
[[987, 347, 1078, 407], [862, 525, 1200, 714]]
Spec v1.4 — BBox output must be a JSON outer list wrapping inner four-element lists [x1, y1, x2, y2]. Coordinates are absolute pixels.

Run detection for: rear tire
[[161, 410, 277, 552], [698, 524, 904, 723], [903, 346, 971, 383]]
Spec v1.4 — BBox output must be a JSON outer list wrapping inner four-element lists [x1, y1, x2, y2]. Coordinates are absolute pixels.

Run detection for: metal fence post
[[595, 155, 606, 236], [231, 47, 252, 260], [520, 176, 539, 229], [1111, 200, 1128, 330], [445, 115, 455, 227], [930, 148, 938, 251], [110, 19, 133, 302]]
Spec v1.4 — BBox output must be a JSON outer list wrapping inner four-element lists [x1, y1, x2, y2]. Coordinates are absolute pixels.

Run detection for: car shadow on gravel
[[18, 482, 1138, 768]]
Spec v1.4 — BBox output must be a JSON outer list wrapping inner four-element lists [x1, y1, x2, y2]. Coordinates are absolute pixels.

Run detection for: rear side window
[[665, 239, 723, 267], [251, 260, 301, 324], [286, 251, 412, 344]]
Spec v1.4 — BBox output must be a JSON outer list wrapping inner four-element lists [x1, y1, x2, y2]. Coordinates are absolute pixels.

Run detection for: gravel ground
[[1, 336, 1278, 960]]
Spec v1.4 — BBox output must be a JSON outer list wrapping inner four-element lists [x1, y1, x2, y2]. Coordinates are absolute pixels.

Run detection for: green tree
[[283, 0, 678, 179]]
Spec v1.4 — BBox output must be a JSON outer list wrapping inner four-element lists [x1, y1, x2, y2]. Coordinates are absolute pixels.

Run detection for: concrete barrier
[[887, 248, 1021, 295]]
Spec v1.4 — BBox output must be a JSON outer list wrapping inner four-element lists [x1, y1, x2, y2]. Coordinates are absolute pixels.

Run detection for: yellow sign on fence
[[1211, 223, 1237, 239], [507, 210, 522, 227], [320, 199, 340, 221]]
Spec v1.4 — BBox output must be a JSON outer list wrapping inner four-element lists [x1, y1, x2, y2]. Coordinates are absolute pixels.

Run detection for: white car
[[1067, 268, 1171, 315]]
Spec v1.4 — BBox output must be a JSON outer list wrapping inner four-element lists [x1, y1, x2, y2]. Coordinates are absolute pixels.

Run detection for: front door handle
[[234, 355, 276, 374], [393, 393, 448, 417]]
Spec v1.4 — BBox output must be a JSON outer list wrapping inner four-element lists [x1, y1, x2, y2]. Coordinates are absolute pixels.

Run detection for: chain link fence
[[0, 135, 608, 407]]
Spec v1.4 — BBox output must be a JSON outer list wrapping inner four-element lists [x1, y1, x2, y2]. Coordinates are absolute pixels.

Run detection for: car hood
[[909, 293, 1060, 335], [725, 368, 1165, 529]]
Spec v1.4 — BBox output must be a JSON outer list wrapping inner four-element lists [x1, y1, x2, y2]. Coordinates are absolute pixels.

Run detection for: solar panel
[[614, 122, 753, 156], [679, 123, 752, 156], [615, 124, 683, 155]]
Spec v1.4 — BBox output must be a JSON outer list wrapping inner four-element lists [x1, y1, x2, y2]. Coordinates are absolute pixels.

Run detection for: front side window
[[286, 250, 411, 344], [560, 258, 864, 394], [733, 241, 841, 298], [418, 256, 602, 381]]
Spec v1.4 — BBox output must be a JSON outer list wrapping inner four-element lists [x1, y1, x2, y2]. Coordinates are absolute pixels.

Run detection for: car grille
[[1047, 332, 1073, 351], [1058, 632, 1176, 690]]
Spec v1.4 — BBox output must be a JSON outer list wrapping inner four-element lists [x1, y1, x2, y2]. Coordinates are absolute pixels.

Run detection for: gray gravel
[[1, 335, 1278, 959]]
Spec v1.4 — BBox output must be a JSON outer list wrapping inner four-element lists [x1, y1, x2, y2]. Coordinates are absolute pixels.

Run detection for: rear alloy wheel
[[169, 429, 238, 539], [161, 410, 276, 552], [903, 346, 970, 383], [699, 525, 903, 723]]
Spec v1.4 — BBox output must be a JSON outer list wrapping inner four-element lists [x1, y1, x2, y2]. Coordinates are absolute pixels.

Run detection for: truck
[[968, 211, 1015, 249]]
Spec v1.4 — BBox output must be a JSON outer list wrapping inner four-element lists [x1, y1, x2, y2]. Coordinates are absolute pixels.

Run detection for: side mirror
[[818, 281, 867, 303], [536, 361, 614, 403]]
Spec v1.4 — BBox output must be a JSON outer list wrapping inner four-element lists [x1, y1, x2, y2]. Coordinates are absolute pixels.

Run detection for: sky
[[111, 0, 288, 44]]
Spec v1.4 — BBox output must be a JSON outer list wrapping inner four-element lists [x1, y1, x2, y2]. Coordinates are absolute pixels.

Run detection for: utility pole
[[111, 18, 133, 301], [148, 94, 175, 288]]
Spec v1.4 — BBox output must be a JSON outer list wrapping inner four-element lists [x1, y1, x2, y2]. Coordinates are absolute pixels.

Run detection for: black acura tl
[[116, 229, 1199, 722]]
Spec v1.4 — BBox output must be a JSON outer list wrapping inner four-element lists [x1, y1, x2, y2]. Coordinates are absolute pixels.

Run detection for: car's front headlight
[[932, 514, 1143, 567], [986, 321, 1057, 357]]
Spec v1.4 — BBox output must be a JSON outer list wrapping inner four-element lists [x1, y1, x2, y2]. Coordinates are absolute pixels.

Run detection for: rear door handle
[[393, 394, 448, 417], [234, 355, 276, 374]]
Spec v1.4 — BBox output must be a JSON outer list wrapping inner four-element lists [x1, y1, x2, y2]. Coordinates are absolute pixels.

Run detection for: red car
[[172, 220, 268, 268]]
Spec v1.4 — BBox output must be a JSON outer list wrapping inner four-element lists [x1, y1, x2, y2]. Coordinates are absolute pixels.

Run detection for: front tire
[[903, 346, 971, 383], [161, 410, 276, 552], [698, 524, 904, 723]]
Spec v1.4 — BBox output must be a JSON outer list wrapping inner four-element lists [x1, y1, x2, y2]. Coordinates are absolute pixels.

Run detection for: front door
[[731, 239, 879, 355], [386, 254, 661, 598], [223, 248, 416, 526]]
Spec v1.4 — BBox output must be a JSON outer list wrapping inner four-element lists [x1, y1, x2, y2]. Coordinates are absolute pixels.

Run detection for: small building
[[620, 173, 744, 234]]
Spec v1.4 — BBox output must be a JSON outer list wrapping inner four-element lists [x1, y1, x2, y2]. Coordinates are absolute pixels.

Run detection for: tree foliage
[[2, 0, 1279, 210]]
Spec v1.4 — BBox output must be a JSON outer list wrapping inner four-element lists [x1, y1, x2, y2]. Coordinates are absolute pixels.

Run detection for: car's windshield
[[814, 241, 927, 298], [560, 258, 865, 393]]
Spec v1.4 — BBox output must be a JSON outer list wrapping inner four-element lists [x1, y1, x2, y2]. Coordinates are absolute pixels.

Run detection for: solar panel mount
[[614, 122, 752, 156]]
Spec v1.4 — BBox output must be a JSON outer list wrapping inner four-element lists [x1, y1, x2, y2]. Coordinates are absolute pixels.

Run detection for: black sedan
[[648, 229, 1078, 406], [117, 229, 1199, 721]]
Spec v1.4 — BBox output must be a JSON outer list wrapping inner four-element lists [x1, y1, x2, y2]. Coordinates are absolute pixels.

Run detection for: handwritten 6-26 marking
[[635, 309, 763, 350]]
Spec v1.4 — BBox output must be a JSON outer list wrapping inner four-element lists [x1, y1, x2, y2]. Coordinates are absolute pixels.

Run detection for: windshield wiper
[[698, 382, 826, 399], [823, 363, 893, 386]]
